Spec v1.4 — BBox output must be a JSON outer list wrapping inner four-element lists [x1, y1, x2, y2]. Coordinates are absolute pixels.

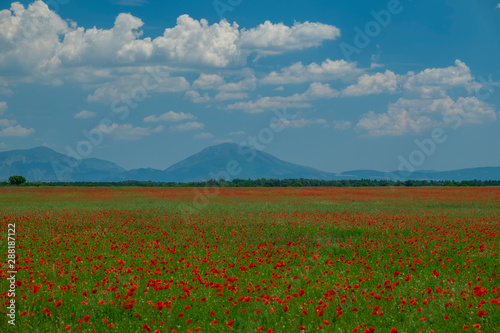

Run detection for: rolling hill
[[0, 144, 499, 182]]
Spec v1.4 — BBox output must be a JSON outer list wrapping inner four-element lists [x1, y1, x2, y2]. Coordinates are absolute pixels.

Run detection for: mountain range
[[0, 144, 499, 182]]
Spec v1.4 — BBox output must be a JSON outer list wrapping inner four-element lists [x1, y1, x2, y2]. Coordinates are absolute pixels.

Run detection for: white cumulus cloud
[[261, 59, 362, 85], [0, 124, 35, 137], [185, 90, 211, 103], [86, 72, 190, 104], [214, 91, 248, 101], [74, 110, 96, 119], [94, 122, 163, 140], [172, 121, 205, 131], [0, 101, 7, 114], [0, 116, 34, 137], [342, 70, 399, 96], [218, 76, 257, 92], [0, 2, 340, 91], [0, 119, 15, 127], [333, 120, 352, 130], [272, 118, 327, 129], [227, 82, 337, 113], [193, 73, 225, 90], [339, 60, 478, 98], [144, 111, 195, 122], [226, 95, 311, 113], [304, 82, 339, 99], [403, 59, 477, 98], [356, 96, 497, 136], [239, 20, 340, 56]]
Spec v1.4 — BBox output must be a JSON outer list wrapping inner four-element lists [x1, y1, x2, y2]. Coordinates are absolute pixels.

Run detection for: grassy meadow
[[0, 187, 499, 332]]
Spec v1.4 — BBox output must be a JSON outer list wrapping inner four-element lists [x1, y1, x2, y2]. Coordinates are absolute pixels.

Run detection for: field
[[1, 187, 499, 333]]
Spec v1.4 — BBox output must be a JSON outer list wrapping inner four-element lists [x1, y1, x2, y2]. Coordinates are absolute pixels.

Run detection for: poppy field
[[1, 187, 499, 332]]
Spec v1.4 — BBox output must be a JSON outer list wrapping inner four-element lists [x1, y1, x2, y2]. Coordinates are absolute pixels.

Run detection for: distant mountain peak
[[0, 146, 124, 182], [0, 145, 499, 182], [27, 146, 52, 151], [8, 145, 59, 155], [195, 142, 243, 155], [163, 143, 336, 181], [204, 142, 238, 149]]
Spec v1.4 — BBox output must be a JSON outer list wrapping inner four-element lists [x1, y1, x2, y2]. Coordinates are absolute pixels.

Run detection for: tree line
[[1, 177, 500, 187]]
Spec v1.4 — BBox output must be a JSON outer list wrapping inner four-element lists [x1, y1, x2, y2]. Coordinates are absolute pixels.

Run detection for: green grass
[[0, 187, 499, 332]]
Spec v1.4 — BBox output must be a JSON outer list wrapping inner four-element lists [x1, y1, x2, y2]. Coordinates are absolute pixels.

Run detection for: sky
[[0, 0, 499, 173]]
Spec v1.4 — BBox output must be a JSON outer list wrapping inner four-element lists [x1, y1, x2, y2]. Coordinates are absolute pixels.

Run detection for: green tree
[[9, 175, 26, 186]]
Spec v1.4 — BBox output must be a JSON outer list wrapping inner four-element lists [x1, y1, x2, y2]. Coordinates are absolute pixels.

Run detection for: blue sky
[[0, 0, 499, 173]]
